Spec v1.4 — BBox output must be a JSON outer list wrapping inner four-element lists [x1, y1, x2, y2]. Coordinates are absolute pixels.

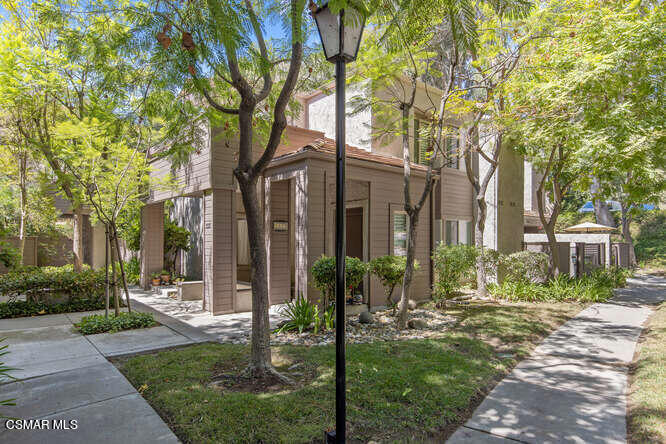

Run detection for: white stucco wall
[[307, 83, 372, 151]]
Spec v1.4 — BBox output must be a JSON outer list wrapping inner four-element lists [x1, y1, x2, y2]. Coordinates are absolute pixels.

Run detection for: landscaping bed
[[117, 301, 584, 443], [0, 264, 115, 319], [74, 312, 157, 335], [628, 301, 666, 443]]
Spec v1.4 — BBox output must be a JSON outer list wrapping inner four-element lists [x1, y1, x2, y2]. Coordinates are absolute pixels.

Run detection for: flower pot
[[160, 274, 171, 285], [151, 278, 161, 287]]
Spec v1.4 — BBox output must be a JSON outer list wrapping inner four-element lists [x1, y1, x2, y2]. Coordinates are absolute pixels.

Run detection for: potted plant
[[151, 272, 161, 287], [160, 270, 171, 285]]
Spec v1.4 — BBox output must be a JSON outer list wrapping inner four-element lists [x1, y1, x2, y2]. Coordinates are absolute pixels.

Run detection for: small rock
[[408, 319, 428, 330], [359, 311, 373, 324]]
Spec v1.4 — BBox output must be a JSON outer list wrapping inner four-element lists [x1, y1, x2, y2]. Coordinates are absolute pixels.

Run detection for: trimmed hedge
[[75, 312, 156, 335], [0, 265, 106, 302], [0, 298, 113, 319]]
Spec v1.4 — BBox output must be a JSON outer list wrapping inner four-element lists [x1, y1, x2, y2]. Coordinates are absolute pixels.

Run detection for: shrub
[[502, 251, 550, 284], [0, 243, 20, 270], [489, 267, 630, 303], [432, 244, 477, 299], [311, 255, 368, 305], [635, 210, 666, 264], [368, 255, 420, 306], [275, 296, 317, 334], [124, 258, 140, 285], [0, 297, 117, 319], [164, 218, 191, 275], [0, 265, 106, 303], [75, 312, 156, 335]]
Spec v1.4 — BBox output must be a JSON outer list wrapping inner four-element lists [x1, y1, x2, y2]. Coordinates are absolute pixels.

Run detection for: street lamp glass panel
[[313, 3, 365, 62], [313, 4, 340, 61], [342, 6, 364, 61]]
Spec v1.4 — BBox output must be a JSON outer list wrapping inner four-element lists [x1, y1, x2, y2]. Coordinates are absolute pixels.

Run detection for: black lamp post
[[310, 2, 365, 443]]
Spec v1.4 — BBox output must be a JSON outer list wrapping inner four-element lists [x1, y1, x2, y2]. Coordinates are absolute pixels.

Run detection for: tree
[[458, 3, 532, 296], [512, 0, 665, 271], [131, 0, 309, 379]]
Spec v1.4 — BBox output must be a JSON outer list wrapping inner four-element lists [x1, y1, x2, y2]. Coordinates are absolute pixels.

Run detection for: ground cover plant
[[489, 267, 631, 303], [75, 312, 156, 335], [628, 301, 666, 443], [118, 301, 584, 443]]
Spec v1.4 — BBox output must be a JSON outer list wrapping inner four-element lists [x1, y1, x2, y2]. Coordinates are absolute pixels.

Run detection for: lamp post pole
[[334, 37, 347, 443], [311, 4, 364, 441]]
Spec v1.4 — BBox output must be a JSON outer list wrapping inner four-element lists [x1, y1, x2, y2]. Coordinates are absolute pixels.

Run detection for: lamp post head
[[310, 1, 366, 63]]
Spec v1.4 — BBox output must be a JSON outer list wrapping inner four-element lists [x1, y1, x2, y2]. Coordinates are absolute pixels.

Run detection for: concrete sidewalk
[[129, 287, 286, 343], [0, 310, 188, 443], [448, 274, 666, 444]]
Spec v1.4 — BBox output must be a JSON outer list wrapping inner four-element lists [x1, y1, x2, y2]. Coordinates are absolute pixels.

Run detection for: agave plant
[[275, 296, 316, 334]]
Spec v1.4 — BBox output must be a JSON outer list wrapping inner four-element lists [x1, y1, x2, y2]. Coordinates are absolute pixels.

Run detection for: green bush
[[635, 210, 666, 264], [75, 312, 156, 335], [0, 297, 117, 319], [489, 267, 630, 303], [0, 265, 106, 303], [502, 251, 550, 284], [124, 258, 140, 285], [311, 255, 368, 306], [0, 243, 21, 270], [432, 244, 477, 299], [368, 255, 420, 306], [275, 296, 317, 334]]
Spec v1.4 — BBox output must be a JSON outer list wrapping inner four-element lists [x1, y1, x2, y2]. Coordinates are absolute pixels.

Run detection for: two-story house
[[140, 78, 524, 315]]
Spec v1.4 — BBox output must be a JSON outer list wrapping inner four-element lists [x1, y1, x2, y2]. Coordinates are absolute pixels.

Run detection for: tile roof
[[274, 126, 431, 172]]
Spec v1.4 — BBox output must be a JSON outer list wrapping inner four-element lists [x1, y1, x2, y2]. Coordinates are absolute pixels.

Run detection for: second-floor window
[[445, 134, 460, 169], [413, 118, 431, 166]]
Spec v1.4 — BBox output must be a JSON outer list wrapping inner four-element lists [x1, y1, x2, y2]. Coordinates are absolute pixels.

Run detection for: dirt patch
[[209, 359, 317, 394]]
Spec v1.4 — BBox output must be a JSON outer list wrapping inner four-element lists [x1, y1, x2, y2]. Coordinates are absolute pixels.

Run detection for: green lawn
[[628, 301, 666, 443], [117, 302, 584, 443]]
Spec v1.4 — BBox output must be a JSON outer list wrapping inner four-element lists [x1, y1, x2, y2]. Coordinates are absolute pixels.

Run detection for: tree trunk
[[621, 205, 637, 267], [591, 177, 615, 227], [238, 177, 272, 376], [397, 211, 419, 329], [72, 207, 84, 272], [112, 224, 132, 313], [17, 153, 27, 264], [544, 222, 560, 277], [109, 232, 120, 316], [475, 212, 487, 297], [104, 224, 110, 319]]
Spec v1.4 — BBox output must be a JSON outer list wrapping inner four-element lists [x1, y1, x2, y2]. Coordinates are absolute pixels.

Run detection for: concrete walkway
[[129, 287, 286, 343], [0, 309, 199, 443], [448, 274, 666, 444]]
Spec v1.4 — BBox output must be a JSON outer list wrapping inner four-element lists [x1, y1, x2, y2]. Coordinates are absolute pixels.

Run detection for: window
[[445, 135, 460, 169], [413, 118, 430, 165], [445, 220, 473, 245], [393, 212, 408, 256]]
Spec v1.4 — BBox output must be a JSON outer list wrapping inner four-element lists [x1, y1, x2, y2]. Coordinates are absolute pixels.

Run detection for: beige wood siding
[[268, 180, 291, 303], [441, 168, 474, 221], [203, 189, 236, 314]]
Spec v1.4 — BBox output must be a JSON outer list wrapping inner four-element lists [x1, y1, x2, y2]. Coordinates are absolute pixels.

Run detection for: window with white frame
[[393, 211, 409, 256]]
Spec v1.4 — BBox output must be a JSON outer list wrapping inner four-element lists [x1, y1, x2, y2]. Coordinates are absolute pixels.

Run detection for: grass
[[117, 301, 584, 443], [628, 301, 666, 443]]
